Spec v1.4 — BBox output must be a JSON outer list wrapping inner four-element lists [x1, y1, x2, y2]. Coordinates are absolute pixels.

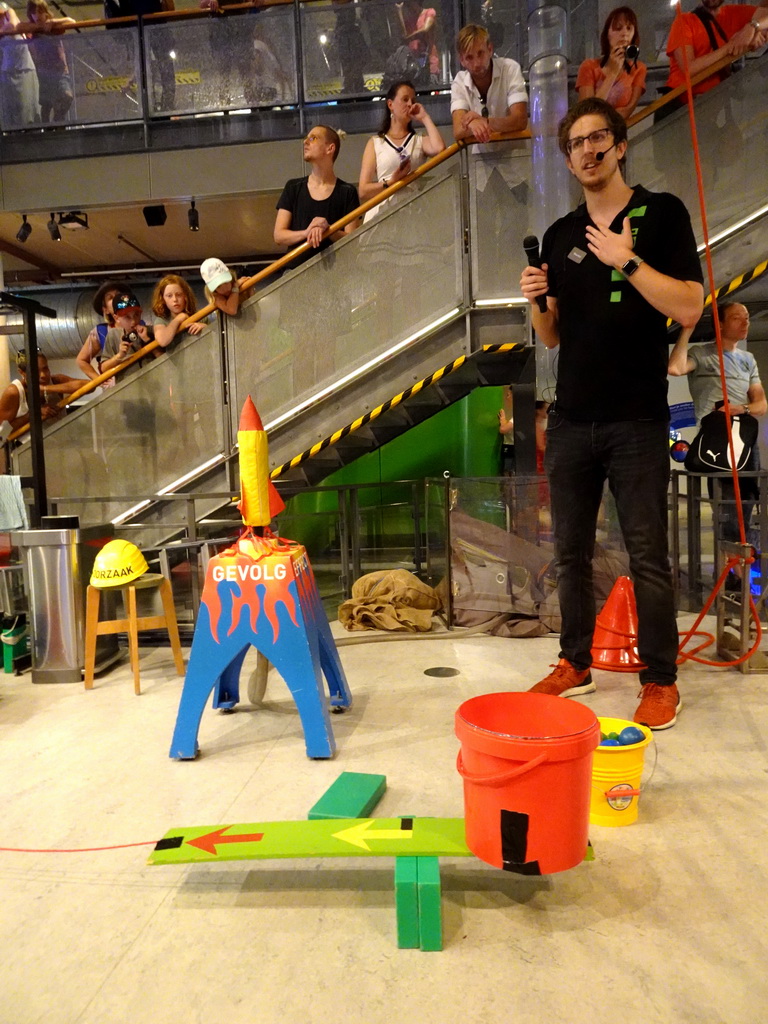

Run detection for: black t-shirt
[[541, 185, 703, 422], [276, 176, 359, 266]]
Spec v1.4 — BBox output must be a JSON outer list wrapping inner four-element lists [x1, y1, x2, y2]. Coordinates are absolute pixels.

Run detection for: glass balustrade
[[227, 161, 464, 431], [0, 26, 143, 131], [300, 0, 455, 103], [0, 0, 616, 136], [467, 140, 534, 302], [626, 56, 768, 245], [144, 6, 298, 117], [13, 324, 226, 529]]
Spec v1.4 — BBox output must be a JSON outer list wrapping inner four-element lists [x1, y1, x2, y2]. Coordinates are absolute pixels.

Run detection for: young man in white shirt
[[450, 23, 528, 144]]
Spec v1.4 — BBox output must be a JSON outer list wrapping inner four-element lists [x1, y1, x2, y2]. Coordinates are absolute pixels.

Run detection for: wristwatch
[[621, 255, 645, 277], [744, 403, 751, 415]]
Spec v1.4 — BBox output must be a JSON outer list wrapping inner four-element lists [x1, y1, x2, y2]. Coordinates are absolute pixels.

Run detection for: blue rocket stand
[[169, 540, 352, 760]]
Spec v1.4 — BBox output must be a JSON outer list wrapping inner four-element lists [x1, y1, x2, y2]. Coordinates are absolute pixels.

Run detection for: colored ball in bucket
[[618, 726, 645, 745], [600, 738, 621, 746]]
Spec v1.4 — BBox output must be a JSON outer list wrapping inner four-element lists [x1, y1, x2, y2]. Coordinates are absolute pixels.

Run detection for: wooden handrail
[[626, 50, 742, 128], [0, 0, 294, 36]]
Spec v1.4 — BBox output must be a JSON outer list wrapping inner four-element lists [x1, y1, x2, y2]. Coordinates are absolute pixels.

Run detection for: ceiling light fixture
[[16, 215, 31, 244], [59, 211, 89, 231], [188, 199, 199, 232], [47, 213, 61, 241]]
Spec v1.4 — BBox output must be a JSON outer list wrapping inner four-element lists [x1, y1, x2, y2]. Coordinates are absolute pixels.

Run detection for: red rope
[[673, 3, 762, 664], [677, 3, 748, 548], [0, 840, 161, 853]]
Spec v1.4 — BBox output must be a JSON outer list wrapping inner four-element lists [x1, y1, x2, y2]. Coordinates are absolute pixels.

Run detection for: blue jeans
[[545, 412, 678, 686]]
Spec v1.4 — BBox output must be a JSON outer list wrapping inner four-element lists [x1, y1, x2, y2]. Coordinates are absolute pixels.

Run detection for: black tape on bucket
[[500, 810, 541, 875]]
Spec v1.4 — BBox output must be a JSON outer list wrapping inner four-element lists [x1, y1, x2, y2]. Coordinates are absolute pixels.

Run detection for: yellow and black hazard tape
[[270, 343, 524, 480], [667, 257, 768, 327], [703, 257, 768, 308]]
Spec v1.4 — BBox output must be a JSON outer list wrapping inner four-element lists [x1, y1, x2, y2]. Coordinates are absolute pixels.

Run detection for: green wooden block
[[308, 772, 387, 820], [417, 856, 442, 952], [394, 857, 420, 949]]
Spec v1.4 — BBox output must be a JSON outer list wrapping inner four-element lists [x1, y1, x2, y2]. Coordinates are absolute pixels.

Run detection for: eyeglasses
[[566, 128, 614, 155], [305, 133, 321, 144]]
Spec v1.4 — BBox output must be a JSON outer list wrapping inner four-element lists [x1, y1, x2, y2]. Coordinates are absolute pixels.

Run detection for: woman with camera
[[576, 6, 646, 120]]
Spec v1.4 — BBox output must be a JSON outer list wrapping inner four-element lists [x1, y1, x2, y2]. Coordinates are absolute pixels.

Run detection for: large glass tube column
[[528, 2, 571, 400]]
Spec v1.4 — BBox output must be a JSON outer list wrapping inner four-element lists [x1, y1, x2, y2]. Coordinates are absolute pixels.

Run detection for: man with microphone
[[520, 97, 703, 729]]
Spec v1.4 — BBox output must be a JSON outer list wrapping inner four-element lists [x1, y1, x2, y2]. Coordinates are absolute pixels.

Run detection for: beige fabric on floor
[[338, 568, 441, 632]]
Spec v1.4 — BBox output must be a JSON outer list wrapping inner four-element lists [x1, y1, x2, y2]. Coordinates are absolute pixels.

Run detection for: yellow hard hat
[[90, 539, 148, 588]]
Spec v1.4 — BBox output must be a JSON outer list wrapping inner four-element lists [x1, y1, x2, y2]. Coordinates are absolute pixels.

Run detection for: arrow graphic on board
[[332, 820, 414, 851], [186, 827, 265, 855]]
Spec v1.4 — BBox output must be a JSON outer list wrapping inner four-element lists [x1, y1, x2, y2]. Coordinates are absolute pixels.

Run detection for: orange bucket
[[455, 692, 600, 874]]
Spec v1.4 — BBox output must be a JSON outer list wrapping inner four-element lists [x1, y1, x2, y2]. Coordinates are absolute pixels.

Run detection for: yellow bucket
[[590, 717, 653, 827]]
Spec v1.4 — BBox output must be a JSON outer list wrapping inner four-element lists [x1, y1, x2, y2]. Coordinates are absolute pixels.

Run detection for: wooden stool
[[84, 573, 185, 694]]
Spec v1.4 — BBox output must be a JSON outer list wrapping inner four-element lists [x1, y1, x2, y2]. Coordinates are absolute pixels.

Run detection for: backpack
[[381, 45, 430, 93], [684, 409, 758, 473]]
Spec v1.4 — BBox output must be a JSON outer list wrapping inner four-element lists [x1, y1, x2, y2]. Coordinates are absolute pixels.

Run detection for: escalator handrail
[[626, 50, 750, 129]]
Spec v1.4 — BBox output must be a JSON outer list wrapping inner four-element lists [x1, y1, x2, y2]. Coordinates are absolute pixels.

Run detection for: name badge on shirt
[[568, 247, 587, 263]]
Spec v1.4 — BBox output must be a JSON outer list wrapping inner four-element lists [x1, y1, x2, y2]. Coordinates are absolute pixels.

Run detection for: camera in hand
[[625, 44, 639, 61], [126, 330, 140, 345]]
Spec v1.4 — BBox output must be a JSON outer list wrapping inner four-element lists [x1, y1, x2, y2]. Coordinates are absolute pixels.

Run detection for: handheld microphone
[[522, 234, 547, 313], [595, 142, 617, 162]]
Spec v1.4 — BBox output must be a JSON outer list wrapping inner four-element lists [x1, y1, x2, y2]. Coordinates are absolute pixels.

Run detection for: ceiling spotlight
[[59, 211, 89, 231], [16, 215, 31, 244], [188, 199, 199, 232], [47, 213, 61, 241]]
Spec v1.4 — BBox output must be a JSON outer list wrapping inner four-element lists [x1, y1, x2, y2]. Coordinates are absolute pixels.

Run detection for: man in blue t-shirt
[[520, 97, 704, 730], [274, 125, 360, 269]]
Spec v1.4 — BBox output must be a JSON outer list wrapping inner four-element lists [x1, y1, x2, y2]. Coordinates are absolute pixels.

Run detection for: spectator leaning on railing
[[200, 259, 253, 316], [274, 126, 360, 268], [99, 292, 155, 374], [0, 1, 41, 126], [152, 274, 206, 347], [450, 23, 528, 144], [76, 280, 132, 386], [0, 352, 84, 434], [666, 0, 768, 100], [25, 0, 75, 122], [358, 78, 445, 224], [576, 6, 647, 121]]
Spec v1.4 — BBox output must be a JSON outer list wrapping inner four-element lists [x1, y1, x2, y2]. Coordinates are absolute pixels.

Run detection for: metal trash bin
[[11, 516, 120, 683]]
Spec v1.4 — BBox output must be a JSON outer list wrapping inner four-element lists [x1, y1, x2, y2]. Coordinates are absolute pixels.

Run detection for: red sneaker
[[529, 659, 595, 697], [634, 683, 681, 730]]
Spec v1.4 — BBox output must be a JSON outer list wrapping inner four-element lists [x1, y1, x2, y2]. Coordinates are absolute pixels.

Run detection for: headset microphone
[[522, 234, 547, 313], [595, 142, 617, 162]]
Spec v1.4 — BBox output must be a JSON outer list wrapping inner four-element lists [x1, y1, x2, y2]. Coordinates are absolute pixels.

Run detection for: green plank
[[417, 857, 442, 952], [394, 857, 420, 949], [308, 772, 387, 820], [149, 816, 472, 866]]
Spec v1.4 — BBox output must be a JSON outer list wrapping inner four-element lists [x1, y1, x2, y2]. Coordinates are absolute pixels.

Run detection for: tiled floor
[[1, 617, 766, 1024]]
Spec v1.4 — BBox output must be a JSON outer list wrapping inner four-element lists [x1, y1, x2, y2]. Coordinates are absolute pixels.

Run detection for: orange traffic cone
[[591, 576, 646, 672]]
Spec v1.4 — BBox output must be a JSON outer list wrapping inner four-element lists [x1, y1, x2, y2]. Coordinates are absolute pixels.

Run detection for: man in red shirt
[[666, 0, 767, 96]]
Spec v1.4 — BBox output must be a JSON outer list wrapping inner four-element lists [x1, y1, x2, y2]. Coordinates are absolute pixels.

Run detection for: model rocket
[[170, 395, 352, 762], [237, 395, 285, 527]]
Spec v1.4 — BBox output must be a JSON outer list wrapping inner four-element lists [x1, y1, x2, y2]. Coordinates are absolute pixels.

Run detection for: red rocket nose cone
[[239, 395, 264, 432]]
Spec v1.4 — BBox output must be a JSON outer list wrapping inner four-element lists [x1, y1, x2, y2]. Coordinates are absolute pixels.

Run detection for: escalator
[[11, 56, 768, 541]]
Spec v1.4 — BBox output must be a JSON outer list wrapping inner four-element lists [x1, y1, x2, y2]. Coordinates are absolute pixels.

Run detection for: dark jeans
[[545, 412, 678, 685]]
